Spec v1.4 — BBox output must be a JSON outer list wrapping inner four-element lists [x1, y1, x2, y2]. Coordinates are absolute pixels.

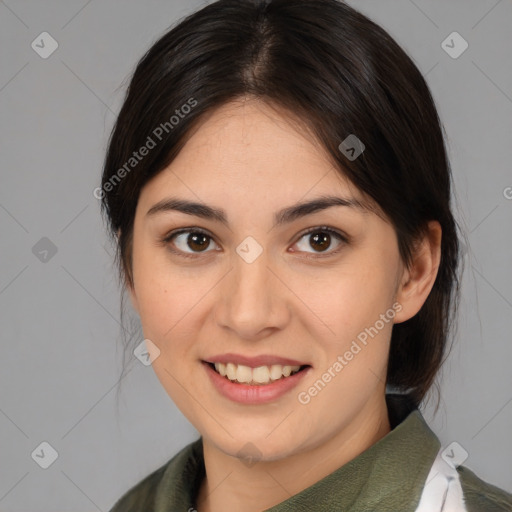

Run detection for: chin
[[209, 430, 304, 464]]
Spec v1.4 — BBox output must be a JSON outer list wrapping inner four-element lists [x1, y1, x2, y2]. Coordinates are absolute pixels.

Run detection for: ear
[[393, 221, 442, 324]]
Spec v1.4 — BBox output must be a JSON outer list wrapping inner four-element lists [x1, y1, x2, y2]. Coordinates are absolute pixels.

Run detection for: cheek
[[131, 241, 197, 333], [296, 265, 396, 413], [293, 259, 396, 339], [135, 279, 198, 347]]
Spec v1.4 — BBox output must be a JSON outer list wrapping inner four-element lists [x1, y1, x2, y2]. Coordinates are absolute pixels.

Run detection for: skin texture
[[127, 98, 442, 512]]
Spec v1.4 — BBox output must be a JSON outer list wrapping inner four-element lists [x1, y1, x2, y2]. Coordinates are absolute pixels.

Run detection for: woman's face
[[128, 99, 410, 461]]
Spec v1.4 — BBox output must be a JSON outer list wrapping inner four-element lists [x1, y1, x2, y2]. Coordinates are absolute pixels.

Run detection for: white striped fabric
[[415, 447, 468, 511]]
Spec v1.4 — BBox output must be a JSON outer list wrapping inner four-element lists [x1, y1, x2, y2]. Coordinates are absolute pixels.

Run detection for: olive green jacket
[[109, 395, 512, 511]]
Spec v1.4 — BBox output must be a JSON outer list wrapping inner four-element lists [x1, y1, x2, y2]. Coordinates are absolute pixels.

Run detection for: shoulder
[[108, 440, 201, 512], [108, 459, 168, 512], [457, 465, 512, 512]]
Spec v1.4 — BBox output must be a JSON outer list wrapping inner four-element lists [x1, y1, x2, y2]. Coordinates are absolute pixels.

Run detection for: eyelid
[[160, 225, 349, 259], [161, 226, 212, 244], [295, 225, 349, 244], [160, 227, 218, 259]]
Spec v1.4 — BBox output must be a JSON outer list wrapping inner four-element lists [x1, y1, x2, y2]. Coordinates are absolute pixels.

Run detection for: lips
[[203, 360, 312, 404], [204, 352, 308, 368], [201, 352, 311, 403]]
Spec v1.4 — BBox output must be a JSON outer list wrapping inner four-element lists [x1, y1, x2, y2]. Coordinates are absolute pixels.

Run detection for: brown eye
[[309, 232, 332, 252], [165, 229, 219, 256], [185, 232, 211, 252], [293, 227, 347, 256]]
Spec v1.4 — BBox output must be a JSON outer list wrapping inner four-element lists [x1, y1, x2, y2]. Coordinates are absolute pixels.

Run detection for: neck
[[196, 395, 391, 512]]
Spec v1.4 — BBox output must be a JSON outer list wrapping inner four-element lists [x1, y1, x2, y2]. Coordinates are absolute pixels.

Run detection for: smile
[[202, 360, 311, 404], [209, 361, 306, 385]]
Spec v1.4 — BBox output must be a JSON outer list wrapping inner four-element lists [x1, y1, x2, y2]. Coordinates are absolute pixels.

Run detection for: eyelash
[[160, 226, 349, 260]]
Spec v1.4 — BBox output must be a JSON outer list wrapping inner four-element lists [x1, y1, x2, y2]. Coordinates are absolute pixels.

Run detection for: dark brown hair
[[101, 0, 462, 409]]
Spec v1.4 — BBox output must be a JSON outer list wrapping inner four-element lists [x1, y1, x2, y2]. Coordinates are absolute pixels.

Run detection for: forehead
[[137, 99, 376, 219], [179, 101, 322, 171]]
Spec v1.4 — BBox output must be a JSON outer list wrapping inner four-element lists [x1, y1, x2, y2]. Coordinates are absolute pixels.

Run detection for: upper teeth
[[214, 362, 301, 384]]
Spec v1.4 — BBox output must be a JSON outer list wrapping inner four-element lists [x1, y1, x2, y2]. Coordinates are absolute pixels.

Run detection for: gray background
[[1, 0, 511, 510]]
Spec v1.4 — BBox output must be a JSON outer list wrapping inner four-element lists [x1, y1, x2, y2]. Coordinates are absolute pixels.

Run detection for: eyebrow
[[146, 195, 369, 228]]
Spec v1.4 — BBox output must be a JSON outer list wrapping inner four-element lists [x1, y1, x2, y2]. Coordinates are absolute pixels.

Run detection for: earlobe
[[393, 221, 442, 324]]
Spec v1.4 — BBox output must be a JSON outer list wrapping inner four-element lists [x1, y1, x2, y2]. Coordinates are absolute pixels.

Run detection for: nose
[[214, 246, 290, 340]]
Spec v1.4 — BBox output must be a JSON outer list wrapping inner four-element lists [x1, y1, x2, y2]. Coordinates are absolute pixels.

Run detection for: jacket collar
[[154, 393, 440, 511]]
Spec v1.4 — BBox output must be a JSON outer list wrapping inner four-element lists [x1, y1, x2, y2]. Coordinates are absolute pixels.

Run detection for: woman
[[101, 0, 512, 510]]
